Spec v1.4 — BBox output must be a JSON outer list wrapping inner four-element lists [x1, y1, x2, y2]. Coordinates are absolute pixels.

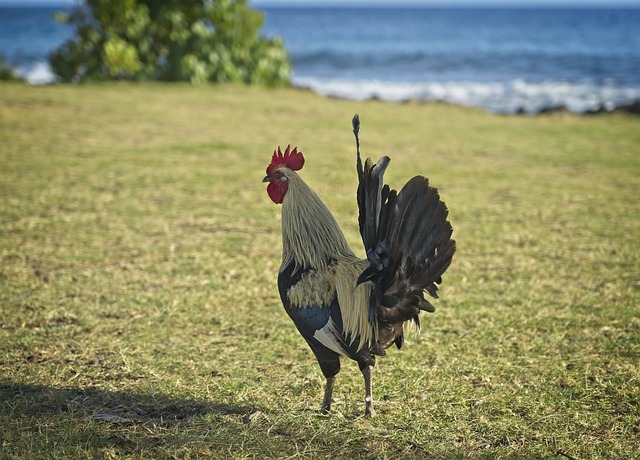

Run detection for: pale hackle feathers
[[279, 167, 378, 348]]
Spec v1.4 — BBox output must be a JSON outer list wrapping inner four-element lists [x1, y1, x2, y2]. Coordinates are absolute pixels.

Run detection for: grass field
[[1, 82, 639, 459]]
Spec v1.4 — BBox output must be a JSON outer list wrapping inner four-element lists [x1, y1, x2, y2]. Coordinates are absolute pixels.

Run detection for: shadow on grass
[[0, 380, 258, 456], [0, 381, 251, 423], [0, 381, 472, 458]]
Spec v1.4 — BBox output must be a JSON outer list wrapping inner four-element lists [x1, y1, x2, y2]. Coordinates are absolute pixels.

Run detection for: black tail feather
[[352, 115, 455, 347]]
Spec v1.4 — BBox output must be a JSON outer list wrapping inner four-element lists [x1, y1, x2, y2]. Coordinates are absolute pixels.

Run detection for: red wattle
[[267, 181, 286, 204]]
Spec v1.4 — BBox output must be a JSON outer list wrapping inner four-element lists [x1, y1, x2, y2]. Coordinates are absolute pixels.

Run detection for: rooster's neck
[[280, 172, 355, 272]]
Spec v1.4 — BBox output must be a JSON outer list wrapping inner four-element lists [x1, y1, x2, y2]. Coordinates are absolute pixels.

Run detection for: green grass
[[1, 82, 639, 459]]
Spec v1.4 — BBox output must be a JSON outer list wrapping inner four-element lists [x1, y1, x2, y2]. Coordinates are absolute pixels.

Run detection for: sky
[[2, 0, 640, 6]]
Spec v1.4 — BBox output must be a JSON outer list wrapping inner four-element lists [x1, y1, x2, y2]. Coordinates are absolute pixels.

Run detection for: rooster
[[263, 115, 455, 417]]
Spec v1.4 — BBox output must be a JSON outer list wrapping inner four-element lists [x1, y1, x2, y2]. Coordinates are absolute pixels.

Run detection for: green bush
[[0, 57, 22, 82], [49, 0, 291, 86]]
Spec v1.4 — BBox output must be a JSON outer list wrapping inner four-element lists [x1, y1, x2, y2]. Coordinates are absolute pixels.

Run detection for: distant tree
[[50, 0, 290, 86]]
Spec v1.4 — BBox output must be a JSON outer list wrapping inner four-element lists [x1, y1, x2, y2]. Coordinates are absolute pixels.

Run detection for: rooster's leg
[[321, 376, 336, 413], [360, 364, 376, 417], [317, 356, 340, 414]]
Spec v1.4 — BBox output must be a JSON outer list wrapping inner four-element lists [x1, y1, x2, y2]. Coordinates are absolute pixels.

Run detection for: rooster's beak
[[262, 176, 270, 183]]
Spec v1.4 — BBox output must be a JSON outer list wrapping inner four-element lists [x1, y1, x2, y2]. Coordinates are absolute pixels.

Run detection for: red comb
[[266, 145, 305, 176]]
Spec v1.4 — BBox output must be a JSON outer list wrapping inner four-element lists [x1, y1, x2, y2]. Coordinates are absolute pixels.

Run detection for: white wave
[[293, 77, 640, 114], [16, 61, 58, 85]]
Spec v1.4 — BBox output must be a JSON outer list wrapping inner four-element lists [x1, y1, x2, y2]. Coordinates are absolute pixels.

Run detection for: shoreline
[[4, 77, 640, 117], [291, 79, 640, 116]]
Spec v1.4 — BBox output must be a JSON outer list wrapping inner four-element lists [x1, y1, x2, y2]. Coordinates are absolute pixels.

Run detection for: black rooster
[[263, 115, 455, 416]]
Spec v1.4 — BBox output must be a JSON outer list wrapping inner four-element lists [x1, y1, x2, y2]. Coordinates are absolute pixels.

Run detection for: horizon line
[[2, 1, 640, 7]]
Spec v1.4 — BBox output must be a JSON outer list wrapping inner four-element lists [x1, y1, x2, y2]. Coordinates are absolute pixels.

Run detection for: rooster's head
[[263, 145, 305, 204]]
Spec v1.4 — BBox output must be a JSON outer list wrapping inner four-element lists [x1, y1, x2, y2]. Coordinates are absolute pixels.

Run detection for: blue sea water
[[0, 6, 74, 84], [1, 5, 640, 114], [261, 7, 640, 114]]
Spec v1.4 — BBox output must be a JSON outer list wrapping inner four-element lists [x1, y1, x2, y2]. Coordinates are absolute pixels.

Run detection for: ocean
[[2, 5, 640, 114]]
